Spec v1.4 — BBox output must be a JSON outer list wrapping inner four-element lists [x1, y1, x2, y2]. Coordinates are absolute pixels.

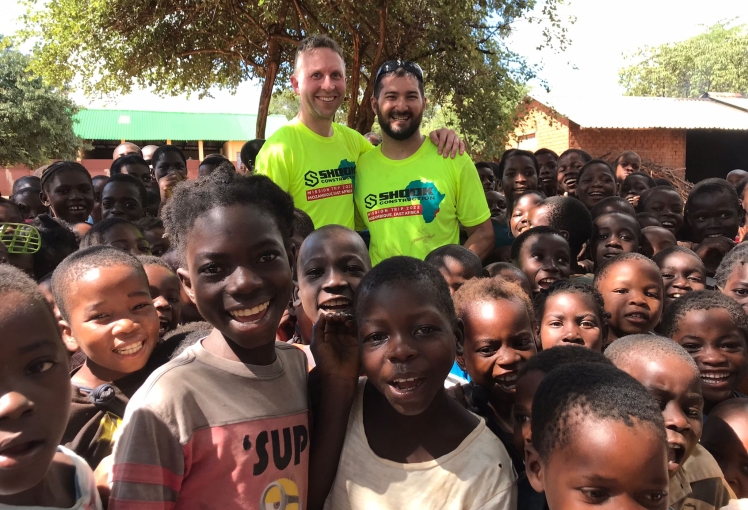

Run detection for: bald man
[[727, 169, 748, 189], [141, 145, 159, 164], [113, 142, 142, 160]]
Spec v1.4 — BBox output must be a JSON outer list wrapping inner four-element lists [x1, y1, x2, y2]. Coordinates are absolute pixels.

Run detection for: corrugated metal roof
[[532, 95, 748, 130], [72, 109, 289, 141]]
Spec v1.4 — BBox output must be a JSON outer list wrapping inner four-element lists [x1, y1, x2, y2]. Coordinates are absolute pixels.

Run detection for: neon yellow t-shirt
[[255, 119, 372, 229], [354, 140, 490, 266]]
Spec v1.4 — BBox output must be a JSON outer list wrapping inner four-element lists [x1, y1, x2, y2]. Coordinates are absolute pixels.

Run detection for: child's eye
[[415, 325, 438, 335], [26, 358, 57, 375], [613, 288, 629, 294], [642, 491, 667, 504], [346, 265, 364, 274], [580, 320, 596, 328], [477, 346, 498, 355], [740, 464, 748, 476], [168, 298, 180, 304], [515, 414, 530, 424], [364, 332, 388, 344], [597, 234, 608, 240], [547, 320, 563, 328], [688, 276, 703, 283], [661, 273, 674, 279], [620, 235, 632, 241], [199, 263, 223, 275], [681, 343, 701, 353], [305, 268, 324, 279], [733, 288, 748, 296], [722, 342, 743, 351], [579, 488, 608, 503], [133, 302, 153, 311], [258, 253, 278, 263], [687, 407, 702, 419], [645, 291, 661, 299]]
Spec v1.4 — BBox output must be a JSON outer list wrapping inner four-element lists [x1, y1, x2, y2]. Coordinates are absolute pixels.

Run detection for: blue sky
[[2, 0, 745, 113]]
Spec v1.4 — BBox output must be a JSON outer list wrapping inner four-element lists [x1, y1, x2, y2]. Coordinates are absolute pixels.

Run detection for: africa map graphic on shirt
[[366, 180, 445, 223]]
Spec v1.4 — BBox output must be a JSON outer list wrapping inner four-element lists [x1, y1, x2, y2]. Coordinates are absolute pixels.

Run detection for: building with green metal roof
[[73, 109, 289, 165]]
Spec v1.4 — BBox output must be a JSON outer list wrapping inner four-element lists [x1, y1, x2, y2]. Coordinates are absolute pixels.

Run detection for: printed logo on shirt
[[249, 424, 309, 476], [366, 180, 445, 223], [260, 478, 301, 510], [305, 159, 356, 202]]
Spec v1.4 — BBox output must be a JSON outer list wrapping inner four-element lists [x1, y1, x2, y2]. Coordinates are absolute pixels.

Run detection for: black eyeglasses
[[374, 60, 424, 87]]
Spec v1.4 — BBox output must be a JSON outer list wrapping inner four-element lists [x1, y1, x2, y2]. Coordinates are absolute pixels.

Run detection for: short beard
[[377, 110, 423, 141]]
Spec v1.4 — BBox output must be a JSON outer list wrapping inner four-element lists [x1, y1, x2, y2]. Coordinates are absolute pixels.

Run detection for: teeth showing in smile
[[662, 221, 675, 228], [229, 301, 270, 318], [670, 293, 684, 299], [318, 96, 336, 102], [390, 377, 424, 391], [701, 373, 730, 385], [320, 298, 351, 310], [114, 340, 145, 355], [538, 277, 557, 286], [69, 206, 85, 211]]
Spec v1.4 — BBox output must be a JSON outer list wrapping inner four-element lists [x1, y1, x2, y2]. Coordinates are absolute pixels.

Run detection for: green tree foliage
[[0, 39, 82, 168], [19, 0, 569, 158], [620, 23, 748, 97]]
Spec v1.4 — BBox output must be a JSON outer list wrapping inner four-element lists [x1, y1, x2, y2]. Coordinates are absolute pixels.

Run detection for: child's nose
[[700, 344, 727, 366], [112, 317, 140, 336], [153, 296, 172, 311], [663, 401, 690, 432], [226, 266, 263, 294], [0, 391, 34, 421], [322, 268, 346, 289]]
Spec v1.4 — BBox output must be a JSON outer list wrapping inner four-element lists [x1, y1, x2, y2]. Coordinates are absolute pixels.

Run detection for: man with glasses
[[353, 61, 494, 265], [255, 34, 463, 229]]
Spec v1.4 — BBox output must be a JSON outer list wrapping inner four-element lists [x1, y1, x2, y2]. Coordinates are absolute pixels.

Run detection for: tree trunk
[[256, 2, 291, 139]]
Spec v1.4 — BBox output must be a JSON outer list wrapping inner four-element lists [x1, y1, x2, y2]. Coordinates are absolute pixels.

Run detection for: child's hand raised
[[311, 312, 360, 381]]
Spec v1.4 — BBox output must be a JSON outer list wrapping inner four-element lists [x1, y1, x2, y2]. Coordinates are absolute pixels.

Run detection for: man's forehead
[[297, 48, 345, 71], [378, 73, 422, 92]]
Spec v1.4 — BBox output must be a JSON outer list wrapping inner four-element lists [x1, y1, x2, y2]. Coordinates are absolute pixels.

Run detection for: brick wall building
[[510, 94, 748, 182]]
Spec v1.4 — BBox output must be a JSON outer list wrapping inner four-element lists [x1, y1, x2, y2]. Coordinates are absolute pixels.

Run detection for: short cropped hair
[[110, 155, 149, 176], [605, 333, 699, 376], [425, 244, 483, 280], [594, 252, 659, 288], [161, 170, 294, 266], [0, 264, 56, 324], [715, 242, 748, 288], [454, 275, 535, 327], [151, 145, 187, 168], [199, 154, 230, 168], [652, 245, 703, 269], [31, 215, 79, 280], [11, 175, 41, 195], [531, 362, 665, 461], [355, 256, 456, 326], [534, 279, 607, 326], [537, 196, 592, 255], [558, 148, 592, 164], [136, 254, 175, 273], [685, 178, 741, 220], [294, 34, 344, 70], [104, 173, 148, 207], [593, 212, 642, 245], [240, 139, 266, 170], [51, 246, 147, 322], [292, 208, 315, 241], [80, 217, 144, 250], [577, 159, 616, 183], [518, 345, 612, 379], [135, 216, 164, 233], [511, 225, 568, 263], [534, 148, 559, 160], [622, 171, 656, 190], [498, 149, 540, 181], [590, 196, 636, 220], [638, 185, 682, 213], [659, 290, 748, 340]]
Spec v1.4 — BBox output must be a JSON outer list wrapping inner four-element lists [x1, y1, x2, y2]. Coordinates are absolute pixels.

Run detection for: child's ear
[[40, 190, 51, 208], [524, 443, 546, 494], [291, 280, 301, 315], [454, 318, 467, 371], [59, 320, 80, 353], [176, 268, 197, 305]]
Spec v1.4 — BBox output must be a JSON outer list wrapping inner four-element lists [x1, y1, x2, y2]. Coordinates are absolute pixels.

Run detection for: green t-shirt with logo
[[255, 119, 372, 229], [354, 140, 490, 265]]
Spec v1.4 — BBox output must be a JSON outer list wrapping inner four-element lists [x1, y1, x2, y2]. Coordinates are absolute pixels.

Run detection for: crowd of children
[[3, 140, 748, 510]]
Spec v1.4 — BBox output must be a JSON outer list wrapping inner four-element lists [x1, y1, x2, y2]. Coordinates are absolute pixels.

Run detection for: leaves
[[0, 40, 82, 168], [619, 22, 748, 97], [17, 0, 570, 159]]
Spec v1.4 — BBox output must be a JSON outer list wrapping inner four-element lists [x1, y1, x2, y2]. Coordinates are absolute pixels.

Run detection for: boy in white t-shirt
[[324, 256, 517, 510], [0, 264, 102, 510]]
